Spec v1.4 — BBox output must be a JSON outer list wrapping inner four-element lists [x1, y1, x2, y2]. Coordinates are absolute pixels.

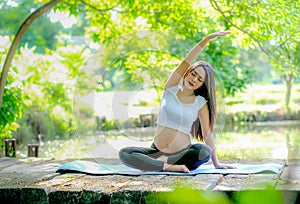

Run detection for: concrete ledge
[[0, 188, 48, 204], [0, 157, 299, 203]]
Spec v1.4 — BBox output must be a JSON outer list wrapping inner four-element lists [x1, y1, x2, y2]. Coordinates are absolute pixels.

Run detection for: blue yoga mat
[[56, 160, 283, 176]]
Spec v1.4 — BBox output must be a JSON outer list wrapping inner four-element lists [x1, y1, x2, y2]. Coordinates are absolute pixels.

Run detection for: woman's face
[[184, 66, 206, 90]]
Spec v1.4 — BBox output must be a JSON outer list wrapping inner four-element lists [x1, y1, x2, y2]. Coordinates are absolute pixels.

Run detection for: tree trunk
[[0, 0, 62, 106], [284, 73, 294, 110]]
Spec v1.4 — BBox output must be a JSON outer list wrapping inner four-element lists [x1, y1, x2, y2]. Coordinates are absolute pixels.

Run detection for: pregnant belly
[[153, 125, 191, 153]]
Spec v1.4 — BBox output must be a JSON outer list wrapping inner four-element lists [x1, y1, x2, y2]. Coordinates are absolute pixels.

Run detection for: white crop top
[[156, 85, 207, 134]]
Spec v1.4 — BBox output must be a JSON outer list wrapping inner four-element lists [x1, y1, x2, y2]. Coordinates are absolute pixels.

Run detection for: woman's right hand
[[207, 31, 231, 40]]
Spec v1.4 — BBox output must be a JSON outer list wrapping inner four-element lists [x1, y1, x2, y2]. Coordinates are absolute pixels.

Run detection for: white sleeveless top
[[156, 85, 207, 134]]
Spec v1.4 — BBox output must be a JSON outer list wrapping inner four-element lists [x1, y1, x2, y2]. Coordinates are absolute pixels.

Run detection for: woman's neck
[[180, 85, 195, 97]]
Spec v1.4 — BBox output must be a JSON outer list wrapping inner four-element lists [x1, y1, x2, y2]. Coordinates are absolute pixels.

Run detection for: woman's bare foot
[[163, 164, 190, 173]]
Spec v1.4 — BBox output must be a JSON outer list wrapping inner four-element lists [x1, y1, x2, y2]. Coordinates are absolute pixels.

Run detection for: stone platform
[[0, 157, 299, 203]]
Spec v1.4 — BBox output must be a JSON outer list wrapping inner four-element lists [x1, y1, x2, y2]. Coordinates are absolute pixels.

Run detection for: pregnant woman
[[119, 31, 235, 172]]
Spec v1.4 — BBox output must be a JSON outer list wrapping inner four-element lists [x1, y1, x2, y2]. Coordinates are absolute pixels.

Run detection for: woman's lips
[[188, 82, 194, 87]]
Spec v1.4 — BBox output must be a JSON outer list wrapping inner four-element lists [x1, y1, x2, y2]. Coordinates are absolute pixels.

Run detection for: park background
[[0, 0, 299, 161]]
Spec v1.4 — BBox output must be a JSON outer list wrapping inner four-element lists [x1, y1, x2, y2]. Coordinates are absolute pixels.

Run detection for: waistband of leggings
[[151, 142, 191, 156]]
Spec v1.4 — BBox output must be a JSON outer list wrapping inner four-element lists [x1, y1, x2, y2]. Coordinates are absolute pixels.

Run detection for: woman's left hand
[[214, 163, 237, 169]]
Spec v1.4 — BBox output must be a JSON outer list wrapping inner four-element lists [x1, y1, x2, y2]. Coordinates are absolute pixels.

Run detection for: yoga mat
[[56, 160, 283, 176]]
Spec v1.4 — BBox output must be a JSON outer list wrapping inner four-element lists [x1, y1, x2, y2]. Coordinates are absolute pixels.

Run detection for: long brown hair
[[186, 61, 217, 141]]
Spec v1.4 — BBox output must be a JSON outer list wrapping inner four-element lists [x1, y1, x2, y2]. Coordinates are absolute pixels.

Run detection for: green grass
[[217, 123, 300, 160], [225, 83, 300, 113], [255, 98, 281, 105]]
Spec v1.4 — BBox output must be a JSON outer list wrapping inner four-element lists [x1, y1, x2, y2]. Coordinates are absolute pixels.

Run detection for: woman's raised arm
[[164, 31, 231, 89]]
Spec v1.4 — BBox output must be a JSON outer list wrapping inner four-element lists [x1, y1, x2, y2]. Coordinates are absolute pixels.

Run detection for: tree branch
[[210, 0, 273, 58], [0, 0, 62, 106], [273, 30, 300, 52], [209, 0, 294, 70], [79, 0, 120, 13]]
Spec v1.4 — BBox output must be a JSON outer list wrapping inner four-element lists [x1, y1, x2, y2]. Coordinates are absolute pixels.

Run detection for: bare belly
[[153, 125, 192, 153]]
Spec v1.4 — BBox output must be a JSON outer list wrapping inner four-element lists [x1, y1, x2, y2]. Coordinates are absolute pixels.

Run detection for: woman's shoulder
[[195, 95, 207, 108]]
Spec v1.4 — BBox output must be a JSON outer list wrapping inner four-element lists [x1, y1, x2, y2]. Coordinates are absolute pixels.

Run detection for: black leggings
[[118, 143, 212, 171]]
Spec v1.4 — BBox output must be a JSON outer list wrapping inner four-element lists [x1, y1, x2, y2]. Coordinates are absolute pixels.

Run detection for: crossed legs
[[118, 143, 211, 172]]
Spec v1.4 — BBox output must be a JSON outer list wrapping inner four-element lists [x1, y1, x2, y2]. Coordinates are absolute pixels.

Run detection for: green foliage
[[1, 0, 54, 53], [100, 119, 118, 131], [209, 0, 300, 107], [0, 34, 92, 142], [13, 103, 74, 143], [0, 0, 86, 53], [146, 186, 284, 204], [238, 48, 274, 83], [146, 187, 232, 204], [256, 98, 280, 105], [73, 103, 96, 135], [91, 30, 249, 96], [81, 0, 251, 96], [3, 0, 298, 145], [137, 100, 148, 106], [233, 189, 284, 204], [0, 41, 23, 145], [0, 85, 22, 137]]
